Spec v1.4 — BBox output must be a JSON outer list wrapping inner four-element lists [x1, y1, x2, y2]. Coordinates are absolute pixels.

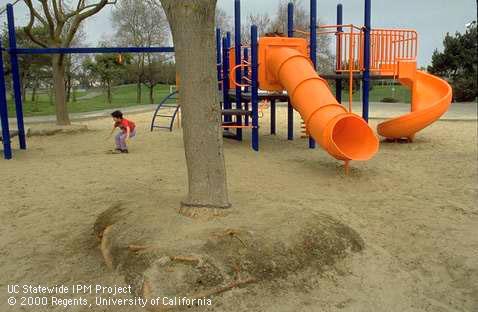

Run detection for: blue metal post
[[270, 99, 276, 135], [0, 42, 12, 159], [308, 0, 317, 149], [243, 47, 249, 126], [234, 0, 242, 140], [7, 4, 26, 149], [251, 25, 259, 151], [222, 35, 231, 125], [216, 28, 222, 90], [287, 2, 294, 141], [336, 4, 343, 104], [362, 0, 371, 122]]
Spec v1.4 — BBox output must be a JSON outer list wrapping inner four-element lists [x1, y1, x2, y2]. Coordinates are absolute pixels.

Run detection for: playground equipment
[[214, 0, 452, 163], [150, 91, 181, 132], [1, 0, 452, 163], [0, 3, 174, 159]]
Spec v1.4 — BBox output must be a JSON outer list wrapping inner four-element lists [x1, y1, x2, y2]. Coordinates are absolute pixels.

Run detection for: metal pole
[[234, 0, 242, 140], [251, 25, 259, 152], [7, 4, 26, 149], [243, 47, 249, 126], [362, 0, 371, 122], [336, 4, 343, 104], [287, 2, 294, 141], [216, 28, 222, 90], [0, 41, 12, 159], [270, 99, 276, 135], [222, 36, 231, 125], [308, 0, 317, 149]]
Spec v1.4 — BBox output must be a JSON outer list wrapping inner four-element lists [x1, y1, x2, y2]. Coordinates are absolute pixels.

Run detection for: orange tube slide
[[377, 61, 453, 139], [267, 47, 379, 161]]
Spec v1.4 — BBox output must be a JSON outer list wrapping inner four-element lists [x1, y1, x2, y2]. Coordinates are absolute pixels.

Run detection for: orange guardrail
[[317, 26, 418, 75], [370, 29, 418, 75]]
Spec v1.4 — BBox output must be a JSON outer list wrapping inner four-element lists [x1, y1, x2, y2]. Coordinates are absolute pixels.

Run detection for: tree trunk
[[52, 55, 71, 125], [149, 85, 154, 104], [66, 74, 72, 103], [161, 0, 230, 209], [31, 85, 36, 102], [107, 81, 112, 104], [136, 80, 142, 104]]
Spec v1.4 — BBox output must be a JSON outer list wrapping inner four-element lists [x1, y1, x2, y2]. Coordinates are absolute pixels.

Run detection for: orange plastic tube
[[377, 61, 452, 139], [267, 48, 379, 161]]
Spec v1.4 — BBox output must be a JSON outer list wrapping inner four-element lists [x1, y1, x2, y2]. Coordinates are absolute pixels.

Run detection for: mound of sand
[[94, 200, 364, 310]]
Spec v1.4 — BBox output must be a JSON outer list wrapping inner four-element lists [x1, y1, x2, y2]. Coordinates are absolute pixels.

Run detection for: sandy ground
[[0, 107, 477, 312]]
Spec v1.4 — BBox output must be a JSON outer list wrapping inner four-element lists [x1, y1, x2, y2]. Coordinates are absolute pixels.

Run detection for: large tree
[[153, 0, 230, 210], [112, 0, 169, 105], [428, 22, 477, 102], [23, 0, 116, 125]]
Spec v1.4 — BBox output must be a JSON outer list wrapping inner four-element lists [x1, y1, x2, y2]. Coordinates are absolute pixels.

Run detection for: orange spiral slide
[[377, 60, 453, 140], [259, 37, 379, 161]]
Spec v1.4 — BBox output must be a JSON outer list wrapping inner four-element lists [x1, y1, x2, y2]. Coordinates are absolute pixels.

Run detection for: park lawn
[[6, 82, 409, 117], [7, 83, 173, 117], [338, 83, 411, 103]]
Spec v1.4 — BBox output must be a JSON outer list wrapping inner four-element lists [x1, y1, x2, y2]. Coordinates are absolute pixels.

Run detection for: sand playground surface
[[0, 106, 477, 312]]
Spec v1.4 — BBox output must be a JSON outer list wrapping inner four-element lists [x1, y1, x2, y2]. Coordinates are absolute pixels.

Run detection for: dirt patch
[[27, 124, 90, 137], [93, 200, 364, 310]]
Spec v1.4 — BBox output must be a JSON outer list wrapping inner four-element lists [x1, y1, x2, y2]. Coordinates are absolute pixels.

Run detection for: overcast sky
[[1, 0, 476, 66]]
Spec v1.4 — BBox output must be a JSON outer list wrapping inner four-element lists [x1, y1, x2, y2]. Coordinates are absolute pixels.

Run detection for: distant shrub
[[381, 97, 400, 103]]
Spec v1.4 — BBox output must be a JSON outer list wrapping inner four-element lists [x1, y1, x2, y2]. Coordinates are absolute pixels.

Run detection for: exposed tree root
[[100, 225, 113, 270]]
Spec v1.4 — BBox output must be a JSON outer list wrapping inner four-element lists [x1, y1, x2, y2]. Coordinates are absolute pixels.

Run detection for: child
[[109, 110, 136, 153]]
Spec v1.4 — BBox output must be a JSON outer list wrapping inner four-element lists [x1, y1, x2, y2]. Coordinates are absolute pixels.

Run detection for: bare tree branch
[[38, 0, 56, 38], [23, 0, 48, 26]]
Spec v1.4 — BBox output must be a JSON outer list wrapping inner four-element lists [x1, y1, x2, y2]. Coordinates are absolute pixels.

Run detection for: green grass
[[7, 84, 173, 117], [6, 82, 409, 118], [338, 83, 411, 103]]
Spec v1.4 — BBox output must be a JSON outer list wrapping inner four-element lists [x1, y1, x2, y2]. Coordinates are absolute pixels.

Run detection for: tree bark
[[52, 55, 70, 125], [31, 85, 36, 102], [106, 80, 112, 104], [160, 0, 230, 209], [136, 80, 142, 104], [149, 85, 154, 104]]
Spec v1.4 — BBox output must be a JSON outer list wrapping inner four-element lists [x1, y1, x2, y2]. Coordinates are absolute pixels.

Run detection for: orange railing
[[317, 26, 418, 75], [370, 29, 418, 74]]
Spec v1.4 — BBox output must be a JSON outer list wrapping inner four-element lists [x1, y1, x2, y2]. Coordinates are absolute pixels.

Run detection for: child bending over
[[109, 110, 136, 153]]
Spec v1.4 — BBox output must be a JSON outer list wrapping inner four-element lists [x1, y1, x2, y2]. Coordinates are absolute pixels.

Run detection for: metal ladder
[[150, 91, 180, 132]]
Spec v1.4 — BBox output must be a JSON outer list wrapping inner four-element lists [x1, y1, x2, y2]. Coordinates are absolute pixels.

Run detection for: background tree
[[215, 7, 232, 33], [83, 52, 129, 104], [428, 22, 477, 102], [142, 55, 175, 104], [151, 0, 230, 210], [23, 0, 117, 125], [1, 25, 51, 107], [112, 0, 169, 105]]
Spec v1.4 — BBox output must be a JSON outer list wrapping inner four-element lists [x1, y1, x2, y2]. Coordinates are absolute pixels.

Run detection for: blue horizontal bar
[[10, 46, 174, 55]]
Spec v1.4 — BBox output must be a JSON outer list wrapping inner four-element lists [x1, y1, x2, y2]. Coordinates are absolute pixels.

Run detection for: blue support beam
[[270, 99, 276, 135], [0, 40, 12, 160], [7, 4, 26, 150], [222, 35, 231, 124], [11, 46, 174, 55], [243, 47, 249, 126], [308, 0, 317, 149], [251, 25, 259, 151], [363, 0, 371, 122], [216, 28, 222, 90], [336, 4, 343, 104], [287, 2, 294, 141], [234, 0, 242, 140]]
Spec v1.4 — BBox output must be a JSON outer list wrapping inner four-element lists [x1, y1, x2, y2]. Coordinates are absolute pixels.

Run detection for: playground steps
[[150, 91, 180, 132]]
